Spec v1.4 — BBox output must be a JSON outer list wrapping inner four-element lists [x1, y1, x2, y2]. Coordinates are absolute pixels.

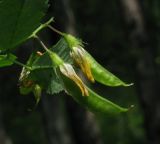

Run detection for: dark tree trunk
[[66, 98, 103, 144], [120, 0, 160, 144], [40, 93, 73, 144], [0, 108, 12, 144], [0, 67, 18, 144]]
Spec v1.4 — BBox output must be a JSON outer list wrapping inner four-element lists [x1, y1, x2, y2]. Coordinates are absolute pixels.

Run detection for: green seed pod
[[63, 33, 132, 87], [33, 84, 42, 104], [60, 71, 129, 115], [84, 50, 132, 87]]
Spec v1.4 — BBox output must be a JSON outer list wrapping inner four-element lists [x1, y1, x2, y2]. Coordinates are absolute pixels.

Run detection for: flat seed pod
[[60, 72, 128, 115], [85, 50, 132, 87]]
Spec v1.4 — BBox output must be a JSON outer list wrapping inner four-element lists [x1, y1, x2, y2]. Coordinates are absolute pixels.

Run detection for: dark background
[[0, 0, 160, 144]]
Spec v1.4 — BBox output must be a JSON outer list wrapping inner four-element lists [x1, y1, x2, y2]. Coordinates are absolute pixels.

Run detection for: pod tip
[[128, 105, 135, 111], [123, 83, 134, 87]]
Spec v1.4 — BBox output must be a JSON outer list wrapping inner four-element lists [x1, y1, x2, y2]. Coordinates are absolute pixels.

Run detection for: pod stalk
[[48, 25, 65, 36]]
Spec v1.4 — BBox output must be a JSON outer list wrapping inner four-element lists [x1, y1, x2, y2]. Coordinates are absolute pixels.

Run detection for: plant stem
[[35, 36, 63, 66], [29, 17, 54, 39], [35, 35, 49, 52], [48, 25, 65, 36], [13, 60, 32, 70], [32, 65, 53, 70]]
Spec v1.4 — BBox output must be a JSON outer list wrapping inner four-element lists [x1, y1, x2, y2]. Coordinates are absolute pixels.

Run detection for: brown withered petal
[[71, 46, 95, 83], [19, 67, 34, 88], [60, 63, 89, 96]]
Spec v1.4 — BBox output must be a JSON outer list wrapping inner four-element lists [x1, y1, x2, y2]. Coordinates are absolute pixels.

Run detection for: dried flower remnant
[[60, 63, 89, 96], [71, 46, 94, 82]]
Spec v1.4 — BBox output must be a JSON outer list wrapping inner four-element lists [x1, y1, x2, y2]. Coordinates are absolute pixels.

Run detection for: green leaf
[[60, 71, 129, 115], [30, 68, 64, 94], [0, 53, 17, 67], [0, 0, 48, 50], [46, 72, 64, 94]]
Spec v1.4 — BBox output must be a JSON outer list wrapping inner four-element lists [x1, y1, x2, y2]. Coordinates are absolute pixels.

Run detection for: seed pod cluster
[[42, 39, 131, 115], [19, 30, 132, 115]]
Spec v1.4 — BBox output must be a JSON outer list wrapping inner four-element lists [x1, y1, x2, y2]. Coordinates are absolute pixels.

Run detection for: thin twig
[[13, 60, 32, 70], [48, 25, 65, 36], [34, 35, 49, 52]]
